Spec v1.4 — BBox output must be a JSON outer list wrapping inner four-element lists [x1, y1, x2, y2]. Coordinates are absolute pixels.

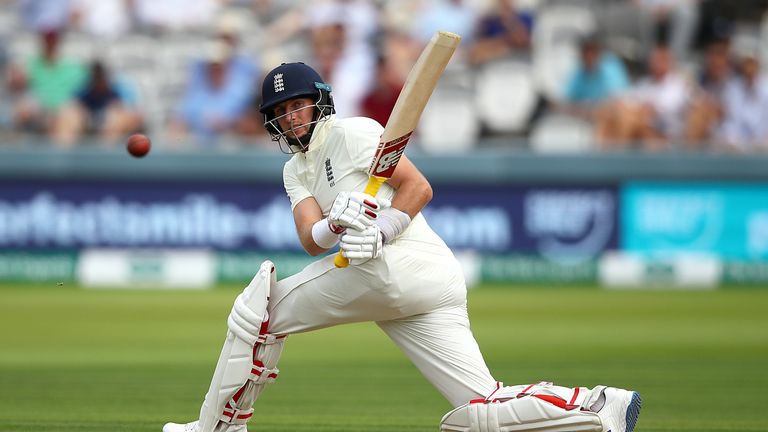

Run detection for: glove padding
[[340, 225, 383, 265], [328, 191, 391, 231]]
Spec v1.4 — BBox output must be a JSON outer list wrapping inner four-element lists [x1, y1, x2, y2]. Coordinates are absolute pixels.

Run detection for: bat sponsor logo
[[375, 148, 405, 174], [369, 132, 412, 178]]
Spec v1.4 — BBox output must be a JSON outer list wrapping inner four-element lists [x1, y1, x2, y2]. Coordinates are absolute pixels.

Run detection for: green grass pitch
[[1, 283, 767, 431]]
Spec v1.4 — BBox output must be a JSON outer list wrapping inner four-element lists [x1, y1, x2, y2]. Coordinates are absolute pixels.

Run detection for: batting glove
[[328, 191, 391, 231], [340, 225, 383, 265]]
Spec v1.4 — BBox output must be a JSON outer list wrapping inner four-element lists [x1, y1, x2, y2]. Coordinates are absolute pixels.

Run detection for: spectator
[[310, 20, 374, 118], [684, 37, 733, 147], [360, 55, 404, 127], [211, 11, 266, 142], [377, 29, 421, 90], [596, 44, 692, 150], [212, 10, 260, 82], [53, 60, 144, 146], [468, 0, 532, 65], [168, 40, 256, 143], [258, 0, 378, 117], [560, 35, 630, 118], [716, 41, 768, 152], [13, 30, 86, 136]]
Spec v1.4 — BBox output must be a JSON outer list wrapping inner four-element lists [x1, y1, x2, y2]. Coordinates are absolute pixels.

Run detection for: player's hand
[[328, 191, 391, 231], [339, 225, 383, 265]]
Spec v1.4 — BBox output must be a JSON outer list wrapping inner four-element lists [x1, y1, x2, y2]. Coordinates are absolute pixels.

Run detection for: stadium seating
[[419, 86, 479, 153], [529, 113, 595, 153], [475, 59, 537, 134]]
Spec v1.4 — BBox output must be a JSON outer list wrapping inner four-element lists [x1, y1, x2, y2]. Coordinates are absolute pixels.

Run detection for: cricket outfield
[[0, 284, 766, 431]]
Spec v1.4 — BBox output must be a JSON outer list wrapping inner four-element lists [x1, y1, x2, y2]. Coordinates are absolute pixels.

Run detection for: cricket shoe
[[162, 421, 246, 432], [589, 386, 642, 432]]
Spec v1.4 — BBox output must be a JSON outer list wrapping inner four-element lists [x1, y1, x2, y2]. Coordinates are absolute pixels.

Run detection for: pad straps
[[220, 318, 286, 425], [475, 381, 588, 411]]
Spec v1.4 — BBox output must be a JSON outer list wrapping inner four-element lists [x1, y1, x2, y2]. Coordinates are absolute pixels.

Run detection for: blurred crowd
[[1, 0, 768, 153]]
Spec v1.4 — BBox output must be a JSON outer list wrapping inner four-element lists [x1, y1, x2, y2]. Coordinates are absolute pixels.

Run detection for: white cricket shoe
[[162, 421, 246, 432], [590, 387, 642, 432]]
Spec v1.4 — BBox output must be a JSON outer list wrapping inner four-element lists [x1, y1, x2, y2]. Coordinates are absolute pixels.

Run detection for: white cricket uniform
[[268, 115, 497, 407]]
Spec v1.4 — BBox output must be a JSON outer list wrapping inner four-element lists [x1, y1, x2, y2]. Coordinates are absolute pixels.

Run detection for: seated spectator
[[716, 43, 768, 152], [204, 11, 267, 143], [360, 55, 404, 127], [13, 30, 86, 137], [595, 44, 692, 151], [53, 60, 144, 146], [468, 0, 532, 65], [168, 40, 256, 143], [213, 9, 258, 73], [684, 37, 733, 147], [560, 35, 630, 117]]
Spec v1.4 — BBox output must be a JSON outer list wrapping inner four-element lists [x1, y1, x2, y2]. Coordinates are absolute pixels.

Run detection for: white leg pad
[[196, 261, 287, 432], [440, 382, 603, 432]]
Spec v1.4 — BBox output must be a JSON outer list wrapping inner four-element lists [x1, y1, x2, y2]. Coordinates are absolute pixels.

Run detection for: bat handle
[[334, 176, 388, 268]]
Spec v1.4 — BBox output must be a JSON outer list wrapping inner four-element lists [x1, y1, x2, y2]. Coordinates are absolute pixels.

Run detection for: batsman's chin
[[288, 125, 310, 139]]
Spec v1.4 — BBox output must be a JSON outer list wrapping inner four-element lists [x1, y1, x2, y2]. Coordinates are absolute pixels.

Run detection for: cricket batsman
[[163, 62, 641, 432]]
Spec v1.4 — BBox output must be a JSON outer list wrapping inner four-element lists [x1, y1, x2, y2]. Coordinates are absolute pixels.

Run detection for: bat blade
[[335, 31, 461, 268], [367, 31, 461, 179]]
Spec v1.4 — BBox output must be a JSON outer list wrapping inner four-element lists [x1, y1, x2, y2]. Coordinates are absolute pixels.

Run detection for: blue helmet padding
[[259, 62, 332, 114]]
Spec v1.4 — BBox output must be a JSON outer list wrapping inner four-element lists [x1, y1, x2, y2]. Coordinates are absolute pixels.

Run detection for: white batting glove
[[328, 191, 391, 231], [340, 225, 383, 265]]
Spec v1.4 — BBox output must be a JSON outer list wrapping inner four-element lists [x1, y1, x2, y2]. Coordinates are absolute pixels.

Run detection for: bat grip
[[334, 176, 388, 268]]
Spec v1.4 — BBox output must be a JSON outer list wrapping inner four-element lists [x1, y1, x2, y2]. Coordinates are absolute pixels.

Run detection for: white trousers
[[267, 244, 498, 407]]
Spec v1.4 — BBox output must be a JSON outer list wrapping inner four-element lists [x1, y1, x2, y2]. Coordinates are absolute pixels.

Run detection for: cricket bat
[[335, 31, 461, 268]]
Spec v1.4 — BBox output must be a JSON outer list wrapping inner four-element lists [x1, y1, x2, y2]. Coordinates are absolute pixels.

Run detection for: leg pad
[[440, 382, 603, 432]]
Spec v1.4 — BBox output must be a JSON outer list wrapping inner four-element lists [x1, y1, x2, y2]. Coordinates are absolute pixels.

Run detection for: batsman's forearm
[[390, 177, 432, 219], [298, 220, 334, 256]]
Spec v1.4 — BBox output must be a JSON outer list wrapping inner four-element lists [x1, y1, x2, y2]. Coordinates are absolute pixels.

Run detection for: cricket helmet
[[259, 62, 335, 153]]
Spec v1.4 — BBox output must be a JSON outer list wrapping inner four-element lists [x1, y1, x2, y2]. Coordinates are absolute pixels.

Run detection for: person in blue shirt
[[169, 39, 258, 143], [717, 42, 768, 151], [52, 59, 144, 146], [564, 35, 629, 106]]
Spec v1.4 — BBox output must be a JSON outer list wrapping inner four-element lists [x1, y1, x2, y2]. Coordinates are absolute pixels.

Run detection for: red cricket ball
[[126, 134, 151, 158]]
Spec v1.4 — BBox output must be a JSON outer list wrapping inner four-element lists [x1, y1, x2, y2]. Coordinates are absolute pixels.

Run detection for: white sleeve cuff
[[311, 219, 343, 249]]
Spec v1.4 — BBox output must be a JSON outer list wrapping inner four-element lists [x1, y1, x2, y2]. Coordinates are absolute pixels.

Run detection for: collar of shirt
[[303, 114, 337, 155]]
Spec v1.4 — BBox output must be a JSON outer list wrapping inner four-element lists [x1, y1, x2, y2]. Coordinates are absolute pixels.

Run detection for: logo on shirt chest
[[325, 158, 335, 187]]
